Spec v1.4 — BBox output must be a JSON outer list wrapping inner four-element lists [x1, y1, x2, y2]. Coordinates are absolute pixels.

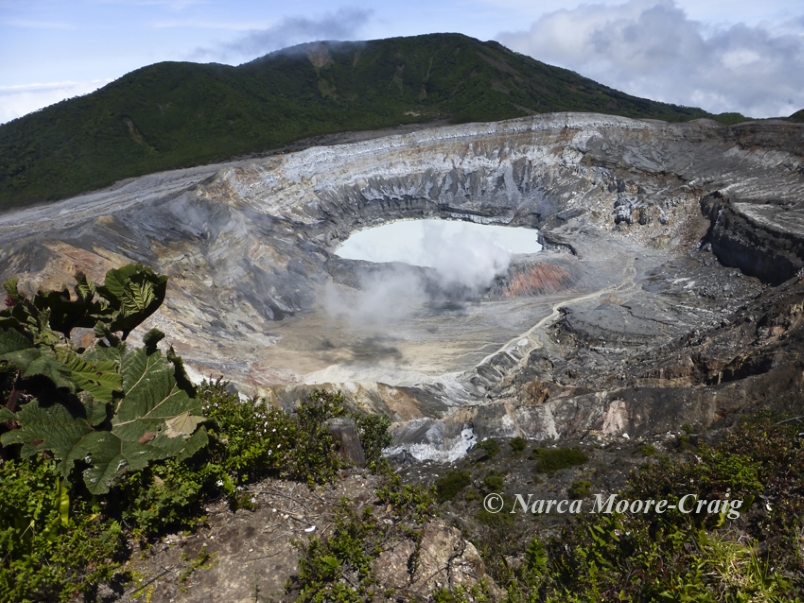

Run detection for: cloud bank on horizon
[[497, 0, 804, 118], [1, 0, 802, 124], [0, 79, 119, 126]]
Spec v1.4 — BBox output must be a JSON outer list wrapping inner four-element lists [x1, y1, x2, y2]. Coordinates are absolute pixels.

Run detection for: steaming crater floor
[[261, 232, 632, 390], [260, 257, 578, 382], [283, 218, 550, 383], [2, 113, 804, 455]]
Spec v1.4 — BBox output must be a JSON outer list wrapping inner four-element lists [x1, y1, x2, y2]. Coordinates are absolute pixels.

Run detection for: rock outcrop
[[122, 474, 495, 603]]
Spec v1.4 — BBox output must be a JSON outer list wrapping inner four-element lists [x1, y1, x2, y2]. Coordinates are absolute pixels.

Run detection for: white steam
[[326, 219, 541, 326], [421, 220, 512, 290], [324, 267, 428, 327]]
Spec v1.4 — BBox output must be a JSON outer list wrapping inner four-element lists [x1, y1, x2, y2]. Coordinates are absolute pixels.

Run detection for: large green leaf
[[33, 285, 106, 337], [164, 411, 205, 438], [0, 327, 39, 372], [0, 398, 94, 465], [1, 294, 61, 346], [96, 264, 141, 308], [96, 264, 167, 338], [81, 340, 127, 365], [154, 426, 208, 462], [78, 430, 152, 492], [61, 352, 121, 404], [79, 391, 111, 427], [114, 346, 202, 439], [2, 346, 207, 493], [81, 426, 208, 494], [73, 272, 96, 304], [0, 330, 75, 390], [21, 352, 74, 390]]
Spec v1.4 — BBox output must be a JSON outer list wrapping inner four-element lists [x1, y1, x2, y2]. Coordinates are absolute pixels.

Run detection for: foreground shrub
[[502, 412, 804, 602], [0, 457, 126, 602], [109, 383, 392, 537], [0, 266, 407, 600], [0, 265, 207, 494], [1, 374, 397, 598]]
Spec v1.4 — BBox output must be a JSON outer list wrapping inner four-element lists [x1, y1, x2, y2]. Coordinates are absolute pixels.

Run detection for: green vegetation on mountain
[[0, 33, 735, 210], [789, 109, 804, 123]]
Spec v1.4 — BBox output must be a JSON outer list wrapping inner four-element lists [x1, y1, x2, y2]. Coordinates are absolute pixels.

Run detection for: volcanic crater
[[2, 113, 803, 459]]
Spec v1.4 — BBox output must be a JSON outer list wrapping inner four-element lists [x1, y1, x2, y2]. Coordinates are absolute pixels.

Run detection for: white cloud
[[192, 7, 373, 63], [497, 0, 804, 117], [0, 80, 112, 125]]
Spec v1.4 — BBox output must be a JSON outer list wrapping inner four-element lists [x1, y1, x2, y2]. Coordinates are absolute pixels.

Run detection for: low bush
[[376, 468, 437, 524], [1, 378, 396, 600], [435, 470, 472, 503], [530, 446, 589, 475], [509, 436, 527, 454], [479, 439, 501, 459], [294, 502, 381, 602], [638, 443, 657, 456], [481, 471, 505, 494], [567, 479, 592, 499], [353, 412, 393, 469]]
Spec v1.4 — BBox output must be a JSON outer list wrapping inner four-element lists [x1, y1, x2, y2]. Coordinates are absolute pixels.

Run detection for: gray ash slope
[[1, 113, 803, 457]]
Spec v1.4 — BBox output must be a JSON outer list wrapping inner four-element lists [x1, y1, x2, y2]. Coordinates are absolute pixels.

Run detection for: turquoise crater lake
[[335, 219, 542, 268]]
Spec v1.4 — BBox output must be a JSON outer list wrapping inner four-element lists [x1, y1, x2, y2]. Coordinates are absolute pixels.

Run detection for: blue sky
[[1, 0, 803, 124]]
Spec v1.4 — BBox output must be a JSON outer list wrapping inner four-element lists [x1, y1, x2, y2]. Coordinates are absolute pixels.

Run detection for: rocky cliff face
[[1, 113, 803, 457]]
